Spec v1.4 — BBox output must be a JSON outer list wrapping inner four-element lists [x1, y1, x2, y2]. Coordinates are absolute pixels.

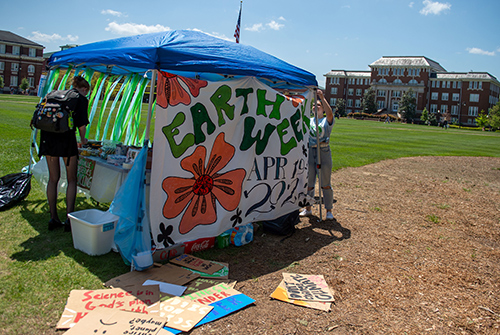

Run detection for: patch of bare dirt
[[191, 156, 500, 335]]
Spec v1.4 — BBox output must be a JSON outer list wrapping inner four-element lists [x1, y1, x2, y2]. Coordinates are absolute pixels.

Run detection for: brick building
[[324, 56, 500, 125], [0, 30, 45, 94]]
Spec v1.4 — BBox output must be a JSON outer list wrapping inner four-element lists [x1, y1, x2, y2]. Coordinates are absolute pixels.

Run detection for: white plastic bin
[[68, 209, 119, 256]]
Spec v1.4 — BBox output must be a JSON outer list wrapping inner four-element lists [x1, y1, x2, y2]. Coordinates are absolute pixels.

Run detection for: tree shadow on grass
[[12, 196, 129, 282]]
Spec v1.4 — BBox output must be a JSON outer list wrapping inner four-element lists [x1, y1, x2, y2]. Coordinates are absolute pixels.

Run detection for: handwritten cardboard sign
[[63, 308, 166, 335], [170, 254, 223, 275], [105, 263, 199, 289], [159, 296, 213, 332], [282, 273, 334, 302], [57, 287, 160, 329], [183, 278, 235, 296], [270, 280, 331, 311], [164, 283, 255, 334], [183, 261, 229, 279]]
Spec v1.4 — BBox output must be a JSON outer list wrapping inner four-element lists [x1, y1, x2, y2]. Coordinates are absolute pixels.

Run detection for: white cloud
[[245, 23, 264, 32], [420, 0, 451, 15], [267, 20, 284, 31], [101, 9, 126, 17], [28, 31, 79, 43], [467, 47, 495, 56], [105, 22, 170, 35], [278, 16, 286, 21], [409, 2, 414, 8]]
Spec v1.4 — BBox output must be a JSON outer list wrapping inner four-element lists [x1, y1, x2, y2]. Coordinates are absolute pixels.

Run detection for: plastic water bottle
[[229, 223, 254, 246]]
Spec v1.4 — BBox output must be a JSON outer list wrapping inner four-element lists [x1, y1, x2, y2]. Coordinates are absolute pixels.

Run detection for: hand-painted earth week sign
[[150, 72, 313, 247]]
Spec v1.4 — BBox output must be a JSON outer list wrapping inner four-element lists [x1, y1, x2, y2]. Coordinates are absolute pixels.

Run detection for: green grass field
[[0, 94, 499, 334]]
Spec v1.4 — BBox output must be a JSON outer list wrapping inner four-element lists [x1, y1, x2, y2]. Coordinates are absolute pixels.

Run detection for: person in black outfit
[[39, 76, 90, 231]]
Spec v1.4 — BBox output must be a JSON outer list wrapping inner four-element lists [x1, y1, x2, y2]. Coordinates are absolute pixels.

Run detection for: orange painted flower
[[162, 133, 246, 234], [156, 71, 208, 108], [284, 94, 305, 107]]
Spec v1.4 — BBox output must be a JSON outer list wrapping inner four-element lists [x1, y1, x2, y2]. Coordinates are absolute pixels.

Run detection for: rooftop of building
[[369, 56, 447, 72], [0, 30, 44, 48]]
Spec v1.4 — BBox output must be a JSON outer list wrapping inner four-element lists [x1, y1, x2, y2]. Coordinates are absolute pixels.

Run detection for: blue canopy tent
[[46, 30, 319, 269]]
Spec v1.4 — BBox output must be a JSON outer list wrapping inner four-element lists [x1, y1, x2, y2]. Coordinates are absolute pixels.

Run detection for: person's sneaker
[[326, 212, 334, 220], [299, 209, 312, 217], [48, 218, 63, 231]]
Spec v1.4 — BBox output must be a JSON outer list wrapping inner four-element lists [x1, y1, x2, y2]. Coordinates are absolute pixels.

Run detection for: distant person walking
[[385, 115, 391, 123], [300, 90, 335, 220], [38, 76, 90, 231]]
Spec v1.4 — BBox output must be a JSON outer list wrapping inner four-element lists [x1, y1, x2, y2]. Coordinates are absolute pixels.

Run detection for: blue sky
[[2, 0, 499, 86]]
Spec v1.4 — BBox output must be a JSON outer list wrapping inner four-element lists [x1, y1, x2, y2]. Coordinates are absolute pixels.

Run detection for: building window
[[392, 91, 401, 97], [393, 68, 404, 76], [409, 79, 418, 85], [330, 77, 339, 85], [377, 90, 386, 97], [458, 82, 461, 89], [470, 94, 479, 102], [330, 98, 337, 106], [28, 77, 35, 87], [355, 99, 361, 108], [348, 88, 354, 96], [330, 87, 338, 95], [378, 68, 389, 76], [10, 76, 18, 86], [11, 63, 19, 71], [29, 48, 36, 57], [452, 81, 457, 89], [0, 62, 4, 71], [451, 105, 459, 115], [12, 46, 20, 55], [442, 93, 449, 101], [430, 104, 438, 113], [365, 78, 369, 85], [441, 105, 448, 113], [431, 92, 438, 100], [394, 79, 402, 84], [347, 99, 353, 107], [468, 106, 478, 116], [27, 65, 35, 74], [0, 44, 5, 54], [452, 93, 459, 101], [431, 81, 436, 88], [436, 81, 440, 88], [356, 89, 362, 96], [377, 101, 385, 109]]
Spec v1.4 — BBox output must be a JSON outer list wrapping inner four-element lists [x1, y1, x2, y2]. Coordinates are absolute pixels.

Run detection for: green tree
[[361, 87, 377, 114], [19, 78, 29, 92], [0, 75, 4, 88], [489, 101, 500, 131], [398, 88, 417, 122], [336, 98, 346, 117], [475, 110, 489, 130], [420, 107, 430, 125]]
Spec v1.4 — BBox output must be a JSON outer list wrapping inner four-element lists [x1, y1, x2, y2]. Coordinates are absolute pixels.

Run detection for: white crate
[[68, 209, 119, 256]]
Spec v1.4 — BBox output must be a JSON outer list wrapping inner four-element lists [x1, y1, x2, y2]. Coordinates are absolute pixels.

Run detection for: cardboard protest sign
[[183, 278, 235, 296], [159, 296, 213, 332], [105, 263, 199, 288], [270, 280, 331, 311], [63, 308, 166, 335], [282, 273, 334, 302], [164, 283, 255, 334], [170, 254, 223, 274], [57, 287, 160, 329], [143, 280, 186, 296]]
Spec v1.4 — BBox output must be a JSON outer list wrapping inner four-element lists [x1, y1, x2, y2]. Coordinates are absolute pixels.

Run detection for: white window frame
[[451, 105, 459, 115], [452, 93, 459, 102], [355, 99, 361, 108], [431, 92, 438, 100], [440, 105, 448, 113], [468, 106, 478, 116], [12, 46, 20, 55], [377, 90, 386, 97], [0, 61, 4, 71], [330, 87, 338, 95], [11, 63, 19, 71], [10, 76, 18, 86], [377, 100, 385, 109], [0, 44, 5, 54], [29, 48, 36, 57], [430, 104, 438, 113], [442, 93, 449, 101], [27, 65, 35, 74], [348, 88, 354, 96], [356, 89, 362, 96], [347, 99, 353, 107], [28, 77, 35, 87], [470, 94, 479, 102]]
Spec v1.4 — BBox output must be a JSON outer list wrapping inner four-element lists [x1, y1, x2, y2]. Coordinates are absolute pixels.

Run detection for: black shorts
[[39, 130, 78, 157]]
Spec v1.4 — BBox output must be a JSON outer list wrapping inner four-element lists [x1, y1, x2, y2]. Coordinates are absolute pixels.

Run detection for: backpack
[[261, 210, 300, 236], [31, 89, 80, 133]]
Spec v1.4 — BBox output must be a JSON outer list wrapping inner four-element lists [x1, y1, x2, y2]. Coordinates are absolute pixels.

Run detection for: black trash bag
[[0, 172, 32, 210], [261, 210, 300, 236]]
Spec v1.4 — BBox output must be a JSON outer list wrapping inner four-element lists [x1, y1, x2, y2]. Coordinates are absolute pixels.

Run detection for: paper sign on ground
[[282, 273, 334, 302], [143, 280, 186, 296], [183, 261, 229, 279], [159, 296, 213, 332], [63, 308, 166, 335], [105, 263, 199, 288], [170, 254, 223, 275], [270, 280, 331, 311], [163, 283, 255, 334], [56, 287, 160, 329], [183, 278, 235, 296]]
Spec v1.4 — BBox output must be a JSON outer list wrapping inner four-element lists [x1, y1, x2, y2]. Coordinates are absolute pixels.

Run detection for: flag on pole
[[234, 1, 242, 43]]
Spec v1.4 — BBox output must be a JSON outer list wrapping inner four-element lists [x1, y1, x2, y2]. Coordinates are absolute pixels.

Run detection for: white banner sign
[[150, 72, 313, 247]]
